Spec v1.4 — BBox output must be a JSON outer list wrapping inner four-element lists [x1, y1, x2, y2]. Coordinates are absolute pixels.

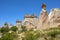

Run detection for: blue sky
[[0, 0, 60, 27]]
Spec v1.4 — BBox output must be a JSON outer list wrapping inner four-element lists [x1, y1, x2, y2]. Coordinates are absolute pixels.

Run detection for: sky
[[0, 0, 60, 27]]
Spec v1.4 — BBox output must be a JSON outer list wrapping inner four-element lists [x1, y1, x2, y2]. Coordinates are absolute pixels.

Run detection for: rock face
[[49, 8, 60, 28], [37, 4, 49, 29], [39, 12, 48, 29], [22, 4, 60, 30], [23, 14, 38, 30]]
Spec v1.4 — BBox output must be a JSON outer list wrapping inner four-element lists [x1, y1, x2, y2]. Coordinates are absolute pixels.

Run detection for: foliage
[[10, 26, 18, 32], [23, 30, 40, 40], [21, 25, 27, 32], [40, 27, 60, 40], [0, 26, 60, 40], [0, 32, 18, 40], [20, 27, 60, 40], [0, 27, 9, 33]]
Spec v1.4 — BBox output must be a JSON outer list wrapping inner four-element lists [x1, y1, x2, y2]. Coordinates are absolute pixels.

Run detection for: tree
[[10, 26, 18, 32], [0, 27, 9, 33]]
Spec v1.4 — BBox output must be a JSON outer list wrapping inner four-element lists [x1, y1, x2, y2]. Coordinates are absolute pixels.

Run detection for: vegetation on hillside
[[0, 32, 18, 40], [0, 25, 60, 40], [0, 27, 9, 33]]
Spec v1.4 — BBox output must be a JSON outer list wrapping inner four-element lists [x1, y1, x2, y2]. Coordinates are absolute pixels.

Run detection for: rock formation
[[23, 14, 38, 30], [38, 4, 49, 29], [49, 8, 60, 28], [16, 20, 22, 30]]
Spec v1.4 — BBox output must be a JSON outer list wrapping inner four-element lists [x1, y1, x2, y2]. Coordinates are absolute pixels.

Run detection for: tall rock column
[[38, 4, 49, 30]]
